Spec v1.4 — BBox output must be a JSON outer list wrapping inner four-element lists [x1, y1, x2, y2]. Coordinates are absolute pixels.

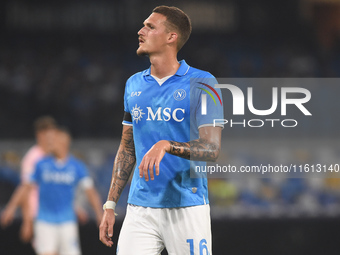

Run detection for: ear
[[167, 32, 178, 44]]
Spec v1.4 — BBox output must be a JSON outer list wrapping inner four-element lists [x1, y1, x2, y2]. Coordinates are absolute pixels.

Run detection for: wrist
[[103, 201, 116, 211], [103, 201, 118, 216], [161, 140, 171, 153]]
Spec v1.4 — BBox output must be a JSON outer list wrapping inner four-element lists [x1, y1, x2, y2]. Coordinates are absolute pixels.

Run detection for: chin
[[137, 47, 148, 57]]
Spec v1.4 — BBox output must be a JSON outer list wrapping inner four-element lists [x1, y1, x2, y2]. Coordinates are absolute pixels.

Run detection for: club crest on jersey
[[173, 89, 186, 101], [131, 104, 145, 123]]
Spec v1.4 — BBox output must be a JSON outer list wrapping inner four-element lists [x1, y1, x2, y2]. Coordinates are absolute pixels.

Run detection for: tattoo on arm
[[107, 127, 136, 203], [169, 139, 219, 161]]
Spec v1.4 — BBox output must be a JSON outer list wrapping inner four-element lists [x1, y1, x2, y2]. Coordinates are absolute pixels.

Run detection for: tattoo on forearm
[[169, 139, 219, 161], [108, 127, 136, 203]]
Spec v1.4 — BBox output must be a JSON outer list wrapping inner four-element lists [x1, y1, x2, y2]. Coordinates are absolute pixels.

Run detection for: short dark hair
[[33, 116, 56, 132], [56, 125, 72, 138], [153, 6, 192, 51]]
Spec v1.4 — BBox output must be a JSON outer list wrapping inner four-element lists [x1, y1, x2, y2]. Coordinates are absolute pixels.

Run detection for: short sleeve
[[76, 161, 89, 180], [30, 161, 42, 184], [20, 146, 44, 183], [122, 80, 133, 126], [21, 155, 35, 183], [76, 161, 94, 190]]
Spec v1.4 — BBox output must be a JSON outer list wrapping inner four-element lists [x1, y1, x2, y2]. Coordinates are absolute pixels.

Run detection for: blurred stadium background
[[1, 0, 340, 254]]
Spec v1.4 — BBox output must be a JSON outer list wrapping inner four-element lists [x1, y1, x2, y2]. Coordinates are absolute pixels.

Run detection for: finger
[[99, 223, 107, 242], [155, 161, 160, 176], [141, 156, 150, 181], [107, 220, 114, 238], [143, 164, 149, 181], [149, 160, 155, 181], [139, 157, 145, 178], [101, 235, 113, 247], [99, 224, 113, 247]]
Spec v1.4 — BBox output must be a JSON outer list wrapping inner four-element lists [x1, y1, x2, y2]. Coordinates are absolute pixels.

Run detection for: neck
[[54, 152, 68, 161], [149, 52, 179, 79]]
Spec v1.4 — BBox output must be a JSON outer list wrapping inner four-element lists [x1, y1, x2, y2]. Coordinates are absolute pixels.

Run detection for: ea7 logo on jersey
[[131, 91, 142, 97], [146, 107, 185, 122]]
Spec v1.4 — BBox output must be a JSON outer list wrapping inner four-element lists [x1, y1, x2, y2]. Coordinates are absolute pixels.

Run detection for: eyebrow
[[143, 21, 155, 28]]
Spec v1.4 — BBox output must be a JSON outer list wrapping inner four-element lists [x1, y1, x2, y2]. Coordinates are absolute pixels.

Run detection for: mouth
[[139, 38, 144, 44]]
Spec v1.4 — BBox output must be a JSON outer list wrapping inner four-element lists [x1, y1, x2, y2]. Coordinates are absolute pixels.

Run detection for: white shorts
[[117, 204, 212, 255], [34, 221, 81, 255]]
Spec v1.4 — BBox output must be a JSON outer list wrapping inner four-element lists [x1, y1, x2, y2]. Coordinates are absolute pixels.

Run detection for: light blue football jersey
[[122, 60, 223, 208], [31, 155, 89, 223]]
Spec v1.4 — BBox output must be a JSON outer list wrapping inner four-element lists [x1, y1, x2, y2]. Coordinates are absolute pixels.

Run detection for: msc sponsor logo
[[146, 107, 185, 122], [42, 169, 75, 184], [131, 104, 185, 123]]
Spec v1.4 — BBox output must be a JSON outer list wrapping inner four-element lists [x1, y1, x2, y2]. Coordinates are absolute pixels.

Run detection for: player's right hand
[[99, 209, 115, 247], [0, 206, 15, 228], [139, 140, 170, 181]]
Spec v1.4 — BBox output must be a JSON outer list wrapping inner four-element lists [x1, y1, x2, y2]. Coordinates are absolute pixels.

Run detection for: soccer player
[[99, 5, 223, 255], [2, 127, 103, 255], [1, 116, 57, 242]]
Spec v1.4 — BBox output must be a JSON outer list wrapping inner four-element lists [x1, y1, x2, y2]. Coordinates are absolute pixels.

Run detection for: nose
[[138, 26, 145, 36]]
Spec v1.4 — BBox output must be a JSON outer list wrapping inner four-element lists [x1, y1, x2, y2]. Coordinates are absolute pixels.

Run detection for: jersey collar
[[142, 60, 190, 77]]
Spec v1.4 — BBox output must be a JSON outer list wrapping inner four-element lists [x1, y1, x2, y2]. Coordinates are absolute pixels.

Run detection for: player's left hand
[[20, 219, 33, 243], [139, 140, 170, 181], [75, 206, 89, 225], [99, 209, 115, 247]]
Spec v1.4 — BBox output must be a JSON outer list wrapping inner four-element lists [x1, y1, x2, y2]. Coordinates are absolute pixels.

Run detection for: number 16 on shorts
[[187, 239, 210, 255]]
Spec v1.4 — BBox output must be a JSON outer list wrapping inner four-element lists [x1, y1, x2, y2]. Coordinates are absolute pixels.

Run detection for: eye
[[146, 23, 154, 29]]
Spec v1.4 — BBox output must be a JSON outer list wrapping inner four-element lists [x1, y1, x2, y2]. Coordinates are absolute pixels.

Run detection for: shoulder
[[187, 67, 218, 92], [24, 145, 39, 156], [68, 155, 87, 169], [35, 155, 53, 168], [187, 66, 215, 79], [22, 145, 44, 162], [38, 155, 53, 163], [124, 71, 147, 95], [186, 66, 217, 90], [126, 70, 146, 85]]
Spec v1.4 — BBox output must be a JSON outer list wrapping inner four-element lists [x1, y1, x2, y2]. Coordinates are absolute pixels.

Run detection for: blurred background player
[[1, 127, 103, 255], [1, 116, 57, 242]]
